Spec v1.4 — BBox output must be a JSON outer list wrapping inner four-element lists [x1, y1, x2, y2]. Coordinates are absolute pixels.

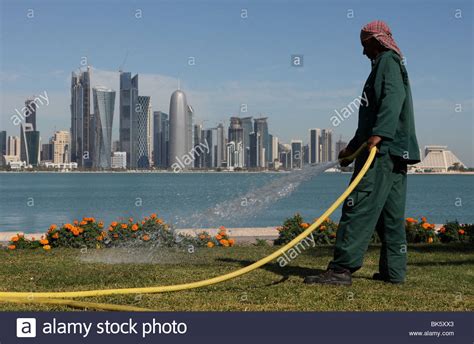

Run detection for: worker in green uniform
[[304, 20, 420, 286]]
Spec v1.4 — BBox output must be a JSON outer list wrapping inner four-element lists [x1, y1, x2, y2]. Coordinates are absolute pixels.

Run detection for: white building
[[111, 151, 127, 169], [413, 145, 465, 172]]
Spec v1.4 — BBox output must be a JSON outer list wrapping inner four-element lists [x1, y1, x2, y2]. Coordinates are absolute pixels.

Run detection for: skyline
[[0, 0, 472, 165]]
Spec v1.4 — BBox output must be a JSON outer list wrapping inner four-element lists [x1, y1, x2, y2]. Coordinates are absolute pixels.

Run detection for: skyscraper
[[335, 138, 347, 159], [321, 129, 333, 162], [216, 123, 225, 168], [271, 135, 279, 164], [240, 116, 253, 167], [70, 67, 92, 167], [193, 123, 203, 168], [0, 131, 6, 157], [52, 130, 71, 164], [169, 89, 192, 169], [153, 111, 169, 168], [309, 128, 321, 164], [92, 87, 115, 168], [119, 72, 139, 168], [137, 96, 151, 168], [20, 98, 40, 166], [253, 117, 269, 168], [201, 128, 213, 168], [7, 136, 20, 157], [291, 140, 303, 169]]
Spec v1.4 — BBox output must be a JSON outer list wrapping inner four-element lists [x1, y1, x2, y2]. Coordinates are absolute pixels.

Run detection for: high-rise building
[[335, 139, 347, 159], [193, 123, 203, 168], [279, 143, 291, 169], [0, 131, 6, 157], [228, 117, 244, 146], [240, 116, 253, 167], [119, 72, 139, 168], [201, 128, 213, 168], [7, 136, 20, 157], [41, 142, 53, 162], [169, 89, 192, 169], [291, 140, 303, 169], [303, 144, 310, 164], [321, 129, 333, 162], [52, 130, 71, 164], [252, 117, 269, 168], [309, 128, 321, 164], [215, 123, 225, 168], [136, 96, 151, 168], [271, 135, 279, 164], [153, 111, 169, 168], [92, 87, 115, 168], [70, 67, 92, 167], [226, 141, 244, 169]]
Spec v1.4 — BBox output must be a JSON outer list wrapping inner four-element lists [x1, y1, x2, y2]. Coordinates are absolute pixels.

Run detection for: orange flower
[[427, 237, 434, 244], [131, 224, 139, 231], [220, 239, 229, 247], [108, 226, 114, 232], [113, 233, 119, 238], [458, 229, 465, 235], [98, 222, 104, 229], [73, 220, 79, 225], [329, 233, 336, 238], [141, 220, 145, 225], [228, 239, 235, 246], [422, 223, 432, 230], [121, 224, 128, 229], [406, 217, 418, 224], [199, 234, 206, 240], [301, 223, 309, 229], [319, 225, 326, 231], [421, 216, 427, 223], [97, 235, 103, 241], [111, 221, 118, 227], [150, 213, 157, 219], [216, 234, 222, 240], [11, 236, 19, 242], [80, 220, 87, 226], [207, 241, 215, 248], [156, 218, 164, 224], [39, 239, 49, 245], [49, 224, 57, 231], [7, 245, 16, 250], [129, 217, 134, 222], [142, 234, 150, 241], [43, 245, 51, 251], [52, 232, 59, 239], [439, 227, 446, 233]]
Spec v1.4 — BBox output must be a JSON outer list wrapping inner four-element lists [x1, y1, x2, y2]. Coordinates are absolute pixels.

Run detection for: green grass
[[0, 244, 473, 311]]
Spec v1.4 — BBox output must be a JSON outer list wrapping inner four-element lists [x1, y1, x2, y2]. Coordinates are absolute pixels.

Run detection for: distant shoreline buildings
[[0, 65, 469, 172]]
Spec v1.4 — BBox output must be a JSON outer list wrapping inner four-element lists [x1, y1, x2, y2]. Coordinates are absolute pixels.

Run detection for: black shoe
[[304, 269, 352, 286], [372, 272, 404, 285]]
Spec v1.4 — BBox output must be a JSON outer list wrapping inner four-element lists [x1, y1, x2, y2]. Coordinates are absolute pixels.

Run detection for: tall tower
[[321, 129, 333, 162], [70, 67, 92, 167], [20, 98, 40, 166], [309, 128, 321, 164], [92, 87, 115, 168], [119, 72, 139, 168], [137, 96, 151, 168], [169, 89, 192, 169], [253, 117, 269, 168], [240, 117, 253, 167], [153, 111, 169, 168], [52, 130, 71, 164]]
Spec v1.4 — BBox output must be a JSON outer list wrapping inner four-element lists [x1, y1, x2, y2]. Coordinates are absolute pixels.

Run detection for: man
[[304, 20, 420, 285]]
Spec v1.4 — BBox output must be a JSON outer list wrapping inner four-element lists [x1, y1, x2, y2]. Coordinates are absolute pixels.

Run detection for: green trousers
[[329, 151, 408, 283]]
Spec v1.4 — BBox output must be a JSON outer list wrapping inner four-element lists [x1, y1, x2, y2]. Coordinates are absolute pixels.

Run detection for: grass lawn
[[0, 244, 472, 311]]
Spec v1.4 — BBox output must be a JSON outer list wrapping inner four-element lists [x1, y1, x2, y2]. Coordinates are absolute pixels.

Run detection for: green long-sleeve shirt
[[348, 50, 420, 164]]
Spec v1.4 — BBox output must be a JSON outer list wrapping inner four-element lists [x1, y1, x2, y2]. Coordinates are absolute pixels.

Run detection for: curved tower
[[92, 86, 115, 169], [169, 89, 192, 168]]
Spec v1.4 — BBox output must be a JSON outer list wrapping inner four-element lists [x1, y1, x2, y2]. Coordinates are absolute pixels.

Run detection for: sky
[[0, 0, 473, 165]]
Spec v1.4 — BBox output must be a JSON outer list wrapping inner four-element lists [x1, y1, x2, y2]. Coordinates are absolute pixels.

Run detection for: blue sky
[[1, 0, 472, 165]]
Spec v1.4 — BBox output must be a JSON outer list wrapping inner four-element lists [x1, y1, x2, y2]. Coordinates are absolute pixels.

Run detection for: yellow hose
[[0, 145, 376, 310]]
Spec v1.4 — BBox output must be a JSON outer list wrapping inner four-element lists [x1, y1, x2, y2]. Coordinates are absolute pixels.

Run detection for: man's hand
[[338, 147, 355, 167], [367, 135, 382, 151]]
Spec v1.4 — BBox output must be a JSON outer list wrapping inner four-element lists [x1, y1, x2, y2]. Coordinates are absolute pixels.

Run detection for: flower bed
[[275, 214, 472, 246], [6, 214, 234, 251]]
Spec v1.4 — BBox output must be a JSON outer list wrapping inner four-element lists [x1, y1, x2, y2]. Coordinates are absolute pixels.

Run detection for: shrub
[[274, 213, 338, 245], [6, 214, 234, 251], [405, 216, 438, 243], [438, 221, 470, 243], [196, 226, 235, 247]]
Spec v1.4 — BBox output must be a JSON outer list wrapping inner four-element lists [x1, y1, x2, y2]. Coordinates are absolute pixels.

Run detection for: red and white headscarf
[[361, 20, 402, 57]]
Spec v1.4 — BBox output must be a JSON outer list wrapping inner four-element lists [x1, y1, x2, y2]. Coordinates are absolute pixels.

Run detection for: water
[[1, 172, 473, 233]]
